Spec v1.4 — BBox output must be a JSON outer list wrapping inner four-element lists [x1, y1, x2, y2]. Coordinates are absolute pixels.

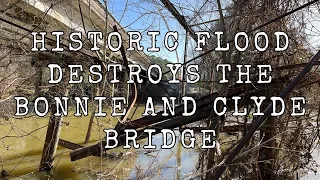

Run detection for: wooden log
[[58, 139, 120, 159], [39, 76, 69, 171], [84, 82, 99, 144], [39, 113, 62, 171], [58, 139, 83, 150], [84, 108, 96, 144]]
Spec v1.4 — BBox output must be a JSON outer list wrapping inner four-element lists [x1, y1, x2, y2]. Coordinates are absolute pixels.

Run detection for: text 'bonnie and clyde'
[[14, 30, 307, 149]]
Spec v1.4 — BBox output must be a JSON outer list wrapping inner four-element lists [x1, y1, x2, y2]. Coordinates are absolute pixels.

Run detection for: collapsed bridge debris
[[68, 71, 318, 161]]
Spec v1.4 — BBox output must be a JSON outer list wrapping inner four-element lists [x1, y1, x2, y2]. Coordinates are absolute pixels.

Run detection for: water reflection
[[129, 130, 199, 180]]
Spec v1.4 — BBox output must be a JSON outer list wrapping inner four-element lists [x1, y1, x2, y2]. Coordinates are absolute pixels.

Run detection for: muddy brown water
[[0, 113, 199, 179]]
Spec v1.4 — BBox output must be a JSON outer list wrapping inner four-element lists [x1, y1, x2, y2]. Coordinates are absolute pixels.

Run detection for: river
[[0, 108, 199, 179]]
